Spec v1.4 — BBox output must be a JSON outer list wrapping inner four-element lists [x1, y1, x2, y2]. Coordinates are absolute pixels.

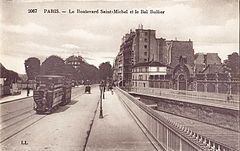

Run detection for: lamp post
[[102, 86, 105, 99], [99, 85, 104, 119]]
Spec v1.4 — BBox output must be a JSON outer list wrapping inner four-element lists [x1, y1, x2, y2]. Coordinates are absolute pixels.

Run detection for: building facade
[[194, 53, 223, 73], [113, 26, 195, 87], [113, 51, 124, 86], [121, 31, 135, 86], [166, 40, 194, 68], [65, 55, 85, 69], [131, 62, 170, 88]]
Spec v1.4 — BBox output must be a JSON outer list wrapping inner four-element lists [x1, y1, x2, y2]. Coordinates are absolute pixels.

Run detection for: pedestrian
[[109, 84, 113, 95], [27, 86, 30, 96]]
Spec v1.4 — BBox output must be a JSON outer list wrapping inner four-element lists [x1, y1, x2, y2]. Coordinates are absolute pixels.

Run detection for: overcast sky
[[0, 0, 239, 74]]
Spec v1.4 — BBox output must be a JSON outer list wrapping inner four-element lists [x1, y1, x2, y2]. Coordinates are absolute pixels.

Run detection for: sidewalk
[[85, 90, 156, 151], [0, 90, 32, 104], [0, 86, 84, 104]]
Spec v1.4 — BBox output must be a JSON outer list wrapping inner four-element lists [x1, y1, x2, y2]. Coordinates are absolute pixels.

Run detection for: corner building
[[114, 26, 194, 87]]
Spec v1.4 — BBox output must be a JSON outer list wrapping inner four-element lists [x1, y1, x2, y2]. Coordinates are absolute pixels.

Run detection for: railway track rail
[[0, 87, 85, 143]]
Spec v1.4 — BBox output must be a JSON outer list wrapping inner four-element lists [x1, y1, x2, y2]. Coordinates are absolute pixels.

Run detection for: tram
[[33, 75, 72, 114]]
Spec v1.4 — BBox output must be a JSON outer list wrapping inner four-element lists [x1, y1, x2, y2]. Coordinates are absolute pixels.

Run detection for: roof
[[201, 64, 224, 74], [133, 61, 172, 68]]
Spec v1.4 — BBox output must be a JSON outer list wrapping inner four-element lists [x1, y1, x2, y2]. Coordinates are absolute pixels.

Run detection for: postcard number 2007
[[28, 9, 37, 13]]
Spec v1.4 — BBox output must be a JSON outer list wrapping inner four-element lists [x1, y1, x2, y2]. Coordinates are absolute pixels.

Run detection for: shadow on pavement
[[67, 100, 78, 105], [53, 105, 70, 113]]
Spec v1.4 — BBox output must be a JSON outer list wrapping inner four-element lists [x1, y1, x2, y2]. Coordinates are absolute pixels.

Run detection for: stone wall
[[135, 94, 239, 132], [157, 98, 239, 132]]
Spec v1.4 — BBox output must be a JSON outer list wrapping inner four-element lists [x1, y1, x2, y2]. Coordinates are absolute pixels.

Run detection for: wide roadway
[[1, 86, 100, 151]]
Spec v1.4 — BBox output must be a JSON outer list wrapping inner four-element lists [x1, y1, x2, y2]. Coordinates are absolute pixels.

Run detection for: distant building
[[194, 53, 223, 73], [65, 55, 85, 69], [133, 28, 160, 63], [166, 40, 194, 68], [121, 30, 135, 86], [113, 51, 124, 86]]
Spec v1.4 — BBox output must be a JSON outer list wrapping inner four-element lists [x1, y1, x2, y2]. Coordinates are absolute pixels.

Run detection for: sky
[[0, 0, 239, 74]]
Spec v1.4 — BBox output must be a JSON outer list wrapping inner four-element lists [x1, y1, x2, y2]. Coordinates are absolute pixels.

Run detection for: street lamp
[[99, 84, 104, 119]]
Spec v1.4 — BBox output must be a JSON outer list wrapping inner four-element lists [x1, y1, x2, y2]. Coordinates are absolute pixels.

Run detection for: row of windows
[[132, 67, 148, 72], [69, 62, 80, 65], [132, 74, 148, 80], [132, 67, 166, 73], [132, 82, 146, 87]]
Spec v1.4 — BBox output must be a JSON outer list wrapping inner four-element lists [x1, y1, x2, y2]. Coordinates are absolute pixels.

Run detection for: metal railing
[[129, 87, 239, 110], [115, 87, 237, 151]]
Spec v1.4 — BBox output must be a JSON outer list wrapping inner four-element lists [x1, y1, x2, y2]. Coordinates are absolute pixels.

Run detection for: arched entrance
[[178, 74, 187, 90], [173, 63, 193, 91]]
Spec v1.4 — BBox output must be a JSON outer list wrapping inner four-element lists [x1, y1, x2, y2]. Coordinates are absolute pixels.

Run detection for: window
[[144, 32, 148, 36], [144, 45, 148, 49], [144, 59, 147, 62], [144, 38, 148, 42], [144, 52, 147, 56]]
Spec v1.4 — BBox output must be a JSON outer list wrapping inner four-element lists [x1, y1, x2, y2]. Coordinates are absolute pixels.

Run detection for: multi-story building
[[113, 50, 124, 86], [131, 62, 171, 88], [65, 55, 85, 69], [113, 26, 240, 94], [166, 40, 194, 68], [113, 25, 195, 87], [121, 31, 135, 86], [114, 26, 169, 86], [194, 53, 222, 73]]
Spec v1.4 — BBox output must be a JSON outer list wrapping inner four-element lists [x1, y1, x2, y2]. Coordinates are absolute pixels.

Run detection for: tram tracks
[[0, 88, 85, 143], [0, 106, 33, 123]]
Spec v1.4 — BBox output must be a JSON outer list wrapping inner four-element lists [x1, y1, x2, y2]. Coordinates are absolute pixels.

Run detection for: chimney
[[138, 24, 143, 29]]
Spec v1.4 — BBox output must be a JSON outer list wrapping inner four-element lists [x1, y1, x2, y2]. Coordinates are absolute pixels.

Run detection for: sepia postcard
[[0, 0, 239, 151]]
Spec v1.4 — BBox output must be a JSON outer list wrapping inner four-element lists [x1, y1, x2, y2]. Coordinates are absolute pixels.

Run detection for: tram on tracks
[[33, 75, 72, 114]]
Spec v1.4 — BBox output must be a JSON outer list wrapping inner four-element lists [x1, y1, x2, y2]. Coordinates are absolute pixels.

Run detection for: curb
[[0, 96, 33, 104]]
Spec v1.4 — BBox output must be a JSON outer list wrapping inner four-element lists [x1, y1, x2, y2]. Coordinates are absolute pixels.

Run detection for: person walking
[[26, 86, 30, 96], [109, 83, 113, 95]]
